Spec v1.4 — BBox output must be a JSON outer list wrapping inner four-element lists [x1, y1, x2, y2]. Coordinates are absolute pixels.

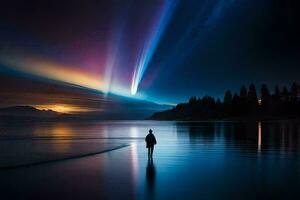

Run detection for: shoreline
[[0, 144, 130, 170], [149, 116, 300, 122]]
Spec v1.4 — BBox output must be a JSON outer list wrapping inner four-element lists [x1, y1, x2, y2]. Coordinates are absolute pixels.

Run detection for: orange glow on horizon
[[34, 104, 98, 113]]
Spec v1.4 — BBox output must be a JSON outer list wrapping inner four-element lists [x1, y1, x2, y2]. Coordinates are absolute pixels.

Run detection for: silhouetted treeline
[[150, 82, 300, 120]]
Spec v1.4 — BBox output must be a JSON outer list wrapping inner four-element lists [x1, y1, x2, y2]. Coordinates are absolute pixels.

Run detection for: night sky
[[1, 0, 300, 111]]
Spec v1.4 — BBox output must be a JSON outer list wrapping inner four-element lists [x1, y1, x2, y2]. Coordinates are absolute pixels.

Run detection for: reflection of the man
[[146, 159, 156, 197]]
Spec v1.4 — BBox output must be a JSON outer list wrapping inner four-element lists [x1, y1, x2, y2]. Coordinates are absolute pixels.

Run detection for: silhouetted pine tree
[[281, 87, 289, 102], [272, 85, 281, 115], [281, 86, 290, 114], [216, 98, 222, 115], [247, 84, 258, 115], [239, 85, 248, 114], [223, 90, 232, 115], [290, 82, 298, 102], [189, 96, 197, 105], [260, 84, 271, 114], [232, 93, 240, 116], [290, 82, 299, 115]]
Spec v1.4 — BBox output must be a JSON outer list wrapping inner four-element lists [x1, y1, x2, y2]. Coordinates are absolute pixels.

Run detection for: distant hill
[[0, 72, 171, 120], [0, 106, 62, 118], [0, 102, 171, 120]]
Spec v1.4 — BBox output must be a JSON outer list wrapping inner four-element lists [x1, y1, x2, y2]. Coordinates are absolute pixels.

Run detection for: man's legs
[[150, 146, 154, 158], [148, 147, 151, 159]]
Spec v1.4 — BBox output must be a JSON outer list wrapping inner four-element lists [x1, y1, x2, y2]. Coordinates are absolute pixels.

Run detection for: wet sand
[[0, 144, 137, 200]]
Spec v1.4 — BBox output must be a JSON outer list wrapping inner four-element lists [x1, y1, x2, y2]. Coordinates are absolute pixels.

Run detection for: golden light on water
[[258, 121, 262, 152], [35, 104, 94, 113]]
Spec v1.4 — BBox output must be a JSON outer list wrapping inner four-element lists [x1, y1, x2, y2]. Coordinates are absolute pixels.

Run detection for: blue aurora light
[[130, 0, 237, 96], [130, 0, 178, 95]]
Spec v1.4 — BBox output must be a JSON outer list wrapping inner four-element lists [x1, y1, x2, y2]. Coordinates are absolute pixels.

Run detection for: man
[[145, 129, 157, 159]]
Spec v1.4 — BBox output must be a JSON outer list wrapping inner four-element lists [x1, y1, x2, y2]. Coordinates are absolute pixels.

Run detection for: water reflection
[[258, 121, 261, 153], [130, 143, 139, 190], [176, 121, 300, 157], [1, 120, 300, 199], [146, 159, 156, 198]]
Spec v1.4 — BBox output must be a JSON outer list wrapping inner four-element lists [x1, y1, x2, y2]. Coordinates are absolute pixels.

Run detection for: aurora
[[1, 0, 300, 105], [130, 0, 178, 95], [0, 0, 178, 101]]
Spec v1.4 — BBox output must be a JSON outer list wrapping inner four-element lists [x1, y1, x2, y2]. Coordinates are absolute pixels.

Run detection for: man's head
[[149, 129, 153, 134]]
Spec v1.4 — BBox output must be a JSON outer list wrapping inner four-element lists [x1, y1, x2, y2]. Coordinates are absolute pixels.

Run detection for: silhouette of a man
[[145, 129, 157, 159]]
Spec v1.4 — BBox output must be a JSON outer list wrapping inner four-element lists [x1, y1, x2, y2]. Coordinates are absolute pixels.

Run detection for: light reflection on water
[[1, 120, 300, 160], [1, 120, 300, 199], [258, 121, 262, 153]]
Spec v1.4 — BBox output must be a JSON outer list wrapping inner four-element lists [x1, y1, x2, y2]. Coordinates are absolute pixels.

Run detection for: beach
[[1, 120, 300, 200]]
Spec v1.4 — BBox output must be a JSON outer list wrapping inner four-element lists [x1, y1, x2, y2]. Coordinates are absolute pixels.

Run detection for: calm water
[[1, 120, 300, 199]]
